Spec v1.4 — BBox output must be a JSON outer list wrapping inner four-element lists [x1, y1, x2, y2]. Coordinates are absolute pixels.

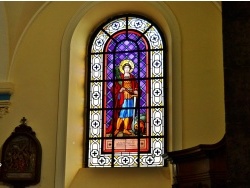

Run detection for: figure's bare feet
[[123, 129, 132, 135], [114, 129, 119, 136]]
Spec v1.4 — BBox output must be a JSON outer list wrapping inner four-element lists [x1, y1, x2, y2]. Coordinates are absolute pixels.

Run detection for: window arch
[[86, 14, 167, 167]]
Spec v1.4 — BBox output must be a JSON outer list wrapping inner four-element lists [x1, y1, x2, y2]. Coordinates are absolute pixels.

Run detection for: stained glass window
[[86, 14, 167, 167]]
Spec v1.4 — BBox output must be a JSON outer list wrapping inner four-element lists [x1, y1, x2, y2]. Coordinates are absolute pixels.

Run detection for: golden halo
[[119, 59, 135, 74]]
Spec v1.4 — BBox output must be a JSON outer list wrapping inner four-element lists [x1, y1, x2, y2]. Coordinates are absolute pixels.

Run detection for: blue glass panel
[[115, 33, 126, 42], [116, 40, 138, 52], [107, 39, 116, 52], [128, 33, 140, 41]]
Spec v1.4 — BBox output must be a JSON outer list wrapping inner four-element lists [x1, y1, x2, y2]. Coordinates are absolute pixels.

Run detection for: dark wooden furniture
[[167, 136, 227, 188], [0, 117, 42, 188]]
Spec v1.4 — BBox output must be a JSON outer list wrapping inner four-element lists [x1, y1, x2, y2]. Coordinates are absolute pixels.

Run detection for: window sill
[[69, 167, 171, 188]]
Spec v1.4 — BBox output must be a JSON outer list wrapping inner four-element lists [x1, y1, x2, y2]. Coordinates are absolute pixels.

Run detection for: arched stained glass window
[[86, 14, 167, 167]]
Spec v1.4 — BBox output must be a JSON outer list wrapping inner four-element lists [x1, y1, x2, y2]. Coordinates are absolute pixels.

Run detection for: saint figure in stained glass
[[112, 60, 139, 137]]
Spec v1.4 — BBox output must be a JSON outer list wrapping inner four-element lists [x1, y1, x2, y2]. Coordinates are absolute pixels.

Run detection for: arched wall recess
[[7, 2, 49, 81], [58, 1, 182, 187], [0, 2, 49, 118]]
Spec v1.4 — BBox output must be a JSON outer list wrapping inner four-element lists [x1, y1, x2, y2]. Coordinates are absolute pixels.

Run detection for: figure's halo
[[119, 59, 135, 74]]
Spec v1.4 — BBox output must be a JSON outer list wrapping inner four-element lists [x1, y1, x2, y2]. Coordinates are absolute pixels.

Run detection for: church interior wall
[[0, 2, 224, 188]]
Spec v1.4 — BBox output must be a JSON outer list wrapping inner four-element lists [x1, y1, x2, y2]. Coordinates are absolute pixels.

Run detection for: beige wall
[[0, 2, 224, 188], [169, 2, 224, 147]]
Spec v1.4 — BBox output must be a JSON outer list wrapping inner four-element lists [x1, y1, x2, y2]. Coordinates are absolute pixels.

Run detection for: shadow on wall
[[70, 167, 172, 188]]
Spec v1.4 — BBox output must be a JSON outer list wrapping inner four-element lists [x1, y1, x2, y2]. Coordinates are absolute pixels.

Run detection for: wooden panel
[[167, 136, 227, 188]]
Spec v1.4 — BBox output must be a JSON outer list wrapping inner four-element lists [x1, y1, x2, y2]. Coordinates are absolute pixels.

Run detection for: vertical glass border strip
[[91, 54, 103, 81], [89, 110, 102, 138], [90, 82, 103, 109], [151, 50, 164, 77], [151, 79, 164, 107]]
